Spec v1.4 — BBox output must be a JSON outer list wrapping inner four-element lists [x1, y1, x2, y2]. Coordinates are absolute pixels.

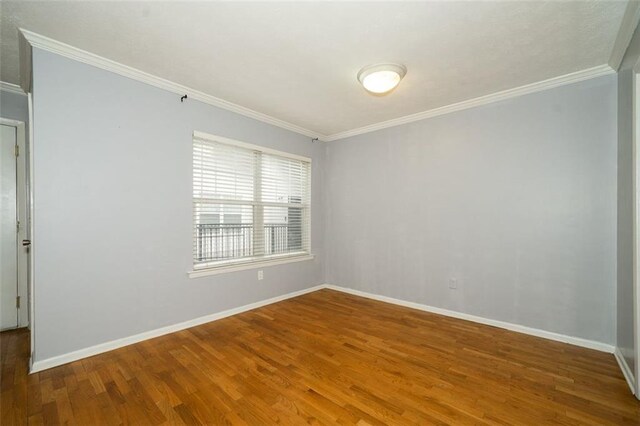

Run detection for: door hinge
[[16, 296, 20, 309], [16, 220, 20, 232], [15, 144, 19, 157]]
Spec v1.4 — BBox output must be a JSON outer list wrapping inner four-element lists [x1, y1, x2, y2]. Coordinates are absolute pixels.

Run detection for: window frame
[[189, 131, 313, 278]]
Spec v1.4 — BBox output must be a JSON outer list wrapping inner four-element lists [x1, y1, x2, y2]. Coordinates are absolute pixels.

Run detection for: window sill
[[188, 254, 315, 278]]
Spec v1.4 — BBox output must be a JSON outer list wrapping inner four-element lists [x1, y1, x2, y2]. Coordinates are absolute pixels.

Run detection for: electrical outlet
[[449, 278, 457, 289], [258, 270, 264, 280]]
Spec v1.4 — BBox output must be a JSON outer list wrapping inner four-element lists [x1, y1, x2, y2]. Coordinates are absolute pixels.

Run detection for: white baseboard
[[30, 284, 326, 373], [324, 285, 615, 354], [30, 283, 618, 374], [614, 347, 636, 395]]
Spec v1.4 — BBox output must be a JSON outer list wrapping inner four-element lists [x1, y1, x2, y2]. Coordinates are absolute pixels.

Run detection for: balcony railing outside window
[[195, 223, 302, 262]]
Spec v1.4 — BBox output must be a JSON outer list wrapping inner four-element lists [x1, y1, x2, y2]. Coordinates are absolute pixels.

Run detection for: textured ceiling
[[0, 1, 628, 136]]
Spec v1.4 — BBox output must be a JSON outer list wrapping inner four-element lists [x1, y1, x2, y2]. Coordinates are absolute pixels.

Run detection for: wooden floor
[[2, 289, 639, 425]]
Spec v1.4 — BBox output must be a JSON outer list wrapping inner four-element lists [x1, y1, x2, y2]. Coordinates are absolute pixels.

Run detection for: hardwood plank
[[1, 289, 638, 424]]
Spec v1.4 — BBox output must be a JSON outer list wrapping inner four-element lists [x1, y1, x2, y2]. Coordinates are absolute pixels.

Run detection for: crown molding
[[324, 64, 616, 141], [18, 29, 617, 143], [19, 29, 325, 140], [0, 81, 26, 96], [609, 0, 640, 71]]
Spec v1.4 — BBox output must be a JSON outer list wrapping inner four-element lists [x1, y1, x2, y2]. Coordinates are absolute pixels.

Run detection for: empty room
[[2, 0, 640, 424]]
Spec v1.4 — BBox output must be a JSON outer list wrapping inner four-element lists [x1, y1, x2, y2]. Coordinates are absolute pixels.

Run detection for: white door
[[1, 124, 18, 330]]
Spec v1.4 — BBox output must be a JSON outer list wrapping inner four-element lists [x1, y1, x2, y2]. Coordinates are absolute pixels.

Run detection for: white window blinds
[[193, 132, 311, 269]]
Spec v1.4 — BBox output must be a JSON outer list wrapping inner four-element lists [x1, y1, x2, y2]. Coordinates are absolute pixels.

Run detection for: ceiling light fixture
[[357, 63, 407, 94]]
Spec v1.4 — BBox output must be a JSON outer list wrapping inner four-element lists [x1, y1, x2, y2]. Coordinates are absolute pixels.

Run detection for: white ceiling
[[0, 1, 630, 137]]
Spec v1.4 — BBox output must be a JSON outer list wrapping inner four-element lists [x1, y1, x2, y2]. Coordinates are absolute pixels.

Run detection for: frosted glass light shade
[[357, 64, 407, 94]]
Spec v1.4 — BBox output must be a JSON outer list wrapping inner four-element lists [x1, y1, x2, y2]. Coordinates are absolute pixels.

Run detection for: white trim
[[29, 283, 618, 373], [18, 29, 619, 143], [615, 347, 636, 395], [0, 81, 26, 96], [30, 284, 325, 373], [324, 65, 615, 141], [324, 285, 615, 353], [193, 130, 312, 163], [633, 58, 640, 398], [189, 254, 314, 278], [27, 93, 34, 371], [18, 30, 32, 93], [19, 29, 323, 140], [609, 1, 640, 71]]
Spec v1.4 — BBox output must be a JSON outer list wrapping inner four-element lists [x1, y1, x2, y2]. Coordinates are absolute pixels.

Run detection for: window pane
[[261, 153, 310, 204], [193, 140, 255, 202], [193, 203, 254, 263], [263, 206, 308, 255]]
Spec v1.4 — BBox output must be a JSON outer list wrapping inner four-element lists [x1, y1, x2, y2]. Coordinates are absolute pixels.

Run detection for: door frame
[[1, 117, 28, 330], [634, 56, 640, 397]]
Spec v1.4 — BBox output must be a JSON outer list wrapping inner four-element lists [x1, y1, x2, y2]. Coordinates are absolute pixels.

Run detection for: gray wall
[[31, 44, 621, 363], [0, 88, 28, 124], [325, 74, 618, 345], [618, 24, 640, 382], [31, 48, 326, 362]]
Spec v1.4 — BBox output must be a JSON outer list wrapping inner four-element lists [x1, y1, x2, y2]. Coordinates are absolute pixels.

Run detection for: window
[[192, 131, 311, 273]]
